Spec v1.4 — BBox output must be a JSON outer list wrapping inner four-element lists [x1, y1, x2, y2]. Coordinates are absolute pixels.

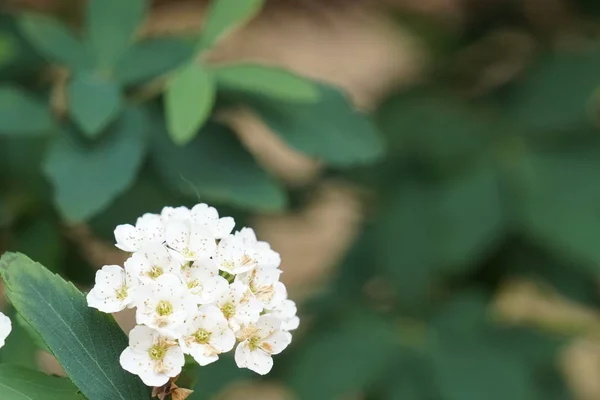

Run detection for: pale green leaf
[[201, 0, 264, 49], [165, 63, 215, 145], [44, 107, 148, 222], [67, 72, 123, 137], [152, 120, 286, 211], [0, 365, 83, 400], [86, 0, 147, 68], [214, 63, 319, 102], [0, 86, 55, 136], [0, 252, 149, 399], [18, 14, 93, 71]]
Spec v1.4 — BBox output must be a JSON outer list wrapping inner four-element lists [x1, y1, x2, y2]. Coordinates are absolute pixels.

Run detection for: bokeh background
[[2, 0, 600, 399]]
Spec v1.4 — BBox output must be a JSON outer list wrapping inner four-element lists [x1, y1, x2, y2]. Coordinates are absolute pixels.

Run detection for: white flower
[[114, 213, 164, 253], [237, 228, 281, 269], [216, 281, 262, 331], [135, 274, 194, 337], [181, 258, 228, 304], [189, 203, 235, 239], [0, 312, 12, 348], [234, 315, 290, 375], [165, 220, 216, 261], [120, 325, 184, 387], [268, 299, 299, 332], [178, 305, 235, 366], [125, 245, 183, 283], [236, 267, 286, 309], [87, 265, 137, 313], [215, 228, 280, 275]]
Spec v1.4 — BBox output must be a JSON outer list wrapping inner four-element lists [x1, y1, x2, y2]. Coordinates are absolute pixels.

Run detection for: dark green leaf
[[0, 252, 149, 399], [374, 167, 505, 305], [188, 357, 253, 400], [504, 50, 600, 135], [152, 120, 286, 211], [285, 313, 395, 400], [67, 72, 124, 137], [518, 147, 600, 268], [43, 107, 148, 222], [114, 38, 194, 85], [0, 86, 55, 136], [18, 14, 93, 71], [243, 86, 384, 166], [165, 63, 215, 145], [201, 0, 265, 49], [85, 0, 147, 68], [0, 309, 38, 369], [0, 365, 83, 399], [214, 63, 320, 102]]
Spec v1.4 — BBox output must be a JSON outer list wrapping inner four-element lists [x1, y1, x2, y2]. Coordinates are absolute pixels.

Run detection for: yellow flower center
[[248, 336, 261, 351], [193, 329, 212, 344], [147, 266, 163, 279], [115, 286, 128, 301], [221, 303, 236, 319], [156, 300, 173, 316], [149, 342, 168, 361], [187, 279, 200, 289]]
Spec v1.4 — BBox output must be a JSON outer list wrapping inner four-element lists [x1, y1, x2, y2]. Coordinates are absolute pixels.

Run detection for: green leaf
[[67, 72, 124, 137], [189, 358, 253, 400], [0, 86, 55, 136], [0, 252, 149, 399], [0, 365, 83, 399], [201, 0, 264, 49], [285, 313, 395, 400], [165, 63, 215, 145], [86, 0, 147, 68], [114, 38, 194, 85], [374, 167, 505, 305], [214, 63, 320, 102], [0, 309, 38, 369], [518, 147, 600, 268], [151, 120, 286, 211], [243, 86, 384, 166], [43, 107, 149, 222], [18, 14, 93, 71], [0, 33, 16, 67], [504, 50, 600, 135]]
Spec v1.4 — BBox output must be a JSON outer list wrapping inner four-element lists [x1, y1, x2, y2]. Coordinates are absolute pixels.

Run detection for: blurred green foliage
[[1, 0, 600, 399]]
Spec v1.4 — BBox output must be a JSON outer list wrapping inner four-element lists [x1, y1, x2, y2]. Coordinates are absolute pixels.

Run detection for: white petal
[[86, 289, 126, 313], [215, 217, 235, 238], [114, 224, 141, 252], [235, 342, 273, 375], [138, 369, 170, 387], [162, 345, 185, 376], [190, 347, 219, 366], [238, 228, 257, 244], [0, 313, 12, 348], [165, 221, 191, 256], [136, 213, 164, 243], [263, 331, 290, 355], [95, 265, 125, 289], [128, 325, 156, 352], [211, 327, 236, 353], [283, 316, 300, 331], [256, 315, 281, 338], [161, 206, 190, 222], [189, 224, 217, 258], [120, 347, 149, 375]]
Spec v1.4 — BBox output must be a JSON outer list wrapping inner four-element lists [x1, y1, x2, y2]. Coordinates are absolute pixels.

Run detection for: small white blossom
[[87, 265, 137, 313], [114, 213, 164, 253], [216, 281, 262, 331], [178, 305, 235, 366], [125, 245, 183, 284], [189, 203, 235, 239], [269, 299, 299, 332], [0, 312, 12, 348], [236, 267, 286, 309], [214, 234, 256, 275], [234, 315, 290, 375], [120, 325, 184, 387], [135, 274, 194, 337], [165, 220, 216, 261], [237, 228, 281, 269], [181, 258, 229, 305]]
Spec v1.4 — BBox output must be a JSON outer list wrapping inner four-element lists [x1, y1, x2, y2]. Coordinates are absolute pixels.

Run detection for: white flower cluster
[[87, 204, 299, 387]]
